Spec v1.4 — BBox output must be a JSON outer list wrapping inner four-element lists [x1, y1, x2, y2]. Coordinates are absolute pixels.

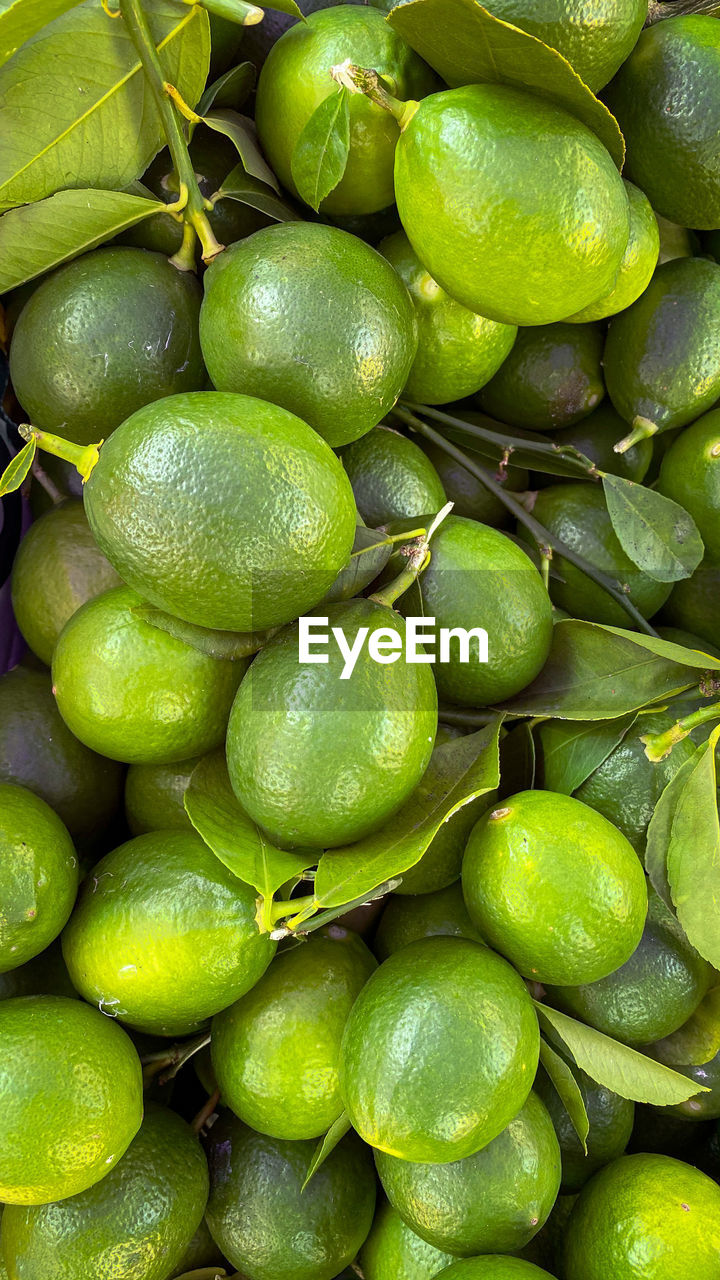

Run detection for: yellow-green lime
[[359, 1201, 455, 1280], [374, 882, 484, 961], [535, 1056, 634, 1192], [658, 409, 720, 562], [341, 426, 446, 528], [477, 322, 605, 431], [566, 181, 659, 323], [0, 784, 78, 974], [124, 757, 199, 836], [432, 1259, 554, 1278]]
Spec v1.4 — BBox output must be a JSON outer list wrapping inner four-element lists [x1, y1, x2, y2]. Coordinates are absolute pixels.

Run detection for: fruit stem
[[370, 501, 453, 607], [614, 415, 658, 456], [642, 700, 720, 761], [268, 894, 315, 926], [188, 0, 264, 25], [191, 1088, 220, 1134], [171, 220, 200, 272], [330, 61, 419, 130], [17, 425, 102, 483], [271, 878, 403, 939], [140, 1030, 211, 1086]]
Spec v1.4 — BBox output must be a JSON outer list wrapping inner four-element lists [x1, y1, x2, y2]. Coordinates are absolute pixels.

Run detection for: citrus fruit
[[420, 442, 529, 527], [550, 402, 653, 484], [566, 180, 659, 322], [462, 790, 648, 985], [656, 212, 697, 264], [80, 391, 357, 632], [226, 598, 438, 849], [379, 229, 517, 404], [0, 940, 77, 1003], [205, 1114, 376, 1280], [199, 222, 418, 447], [605, 17, 720, 229], [375, 1091, 560, 1255], [51, 586, 243, 765], [661, 559, 720, 648], [665, 1047, 720, 1123], [1, 1103, 209, 1280], [563, 1153, 720, 1279], [359, 1200, 455, 1280], [0, 995, 142, 1204], [374, 882, 484, 960], [482, 0, 646, 90], [477, 321, 605, 431], [341, 426, 446, 527], [255, 7, 438, 215], [339, 936, 540, 1162], [394, 84, 629, 326], [433, 1259, 554, 1278], [61, 829, 276, 1036], [657, 409, 720, 562], [8, 248, 205, 446], [10, 500, 121, 666], [124, 757, 199, 836], [211, 926, 377, 1139], [0, 783, 78, 974], [168, 1217, 227, 1279], [0, 666, 123, 845], [535, 1056, 634, 1192]]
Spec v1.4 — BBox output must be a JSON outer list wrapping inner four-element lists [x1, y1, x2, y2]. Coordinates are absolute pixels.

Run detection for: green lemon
[[200, 223, 418, 448], [1, 1103, 209, 1280], [341, 426, 446, 527], [0, 940, 77, 1003], [255, 7, 437, 215], [477, 322, 605, 431], [81, 391, 356, 633], [420, 441, 529, 527], [205, 1114, 376, 1280], [375, 1092, 560, 1256], [61, 830, 276, 1036], [661, 560, 720, 649], [124, 757, 199, 836], [525, 484, 672, 625], [0, 995, 142, 1204], [480, 0, 645, 90], [10, 501, 121, 666], [394, 84, 629, 326], [379, 230, 517, 404], [52, 586, 243, 765], [8, 248, 205, 446], [433, 1259, 554, 1278], [550, 402, 653, 484], [657, 409, 720, 562], [211, 926, 377, 1140], [374, 882, 484, 960], [563, 1153, 720, 1280], [462, 790, 648, 986], [0, 666, 123, 846], [566, 181, 659, 323], [226, 598, 437, 849], [360, 1200, 455, 1280], [340, 936, 540, 1162], [535, 1057, 634, 1192], [0, 784, 78, 975]]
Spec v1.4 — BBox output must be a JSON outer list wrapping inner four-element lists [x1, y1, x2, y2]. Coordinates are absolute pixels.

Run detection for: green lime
[[340, 936, 540, 1162], [664, 1047, 720, 1123], [205, 1113, 376, 1280], [535, 1057, 634, 1193], [124, 757, 199, 836], [379, 229, 517, 404], [432, 1259, 554, 1278], [394, 84, 629, 326], [52, 586, 243, 765], [255, 7, 437, 215], [550, 402, 653, 484], [0, 784, 78, 975], [0, 995, 142, 1204], [462, 790, 648, 986], [211, 926, 377, 1139], [0, 666, 123, 846], [226, 598, 437, 849], [83, 391, 356, 633], [563, 1153, 720, 1279], [8, 248, 205, 446], [200, 223, 417, 448], [605, 17, 720, 229], [61, 829, 276, 1036], [0, 940, 77, 1003], [477, 322, 605, 431], [168, 1217, 228, 1279], [661, 559, 720, 648], [657, 409, 720, 562], [359, 1200, 455, 1280], [341, 426, 446, 527], [420, 442, 529, 527], [375, 1091, 560, 1256], [481, 0, 645, 90], [1, 1103, 209, 1280], [567, 181, 659, 323], [657, 213, 698, 264], [10, 501, 122, 666], [374, 882, 484, 960]]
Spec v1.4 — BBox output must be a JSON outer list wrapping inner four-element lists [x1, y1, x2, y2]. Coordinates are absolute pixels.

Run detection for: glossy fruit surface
[[535, 1058, 634, 1192], [0, 783, 78, 974], [341, 426, 446, 528], [124, 757, 198, 836], [359, 1201, 455, 1280], [477, 321, 605, 431], [374, 882, 484, 961], [566, 180, 659, 322], [657, 409, 720, 562]]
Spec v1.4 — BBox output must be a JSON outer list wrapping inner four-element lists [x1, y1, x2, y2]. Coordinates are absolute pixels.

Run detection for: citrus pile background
[[2, 0, 720, 1277]]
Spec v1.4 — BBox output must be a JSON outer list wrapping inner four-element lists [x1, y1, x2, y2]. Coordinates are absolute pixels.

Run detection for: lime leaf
[[322, 523, 394, 604], [0, 189, 166, 292], [645, 753, 698, 910], [387, 0, 624, 168], [201, 110, 280, 191], [538, 1037, 589, 1151], [534, 1002, 708, 1106], [196, 60, 255, 114], [666, 726, 720, 967], [290, 86, 350, 212], [255, 0, 304, 15], [602, 475, 704, 584], [537, 712, 638, 794], [301, 1113, 352, 1192], [215, 163, 299, 221], [0, 437, 35, 495], [0, 0, 79, 67], [314, 719, 502, 909], [131, 603, 271, 661], [651, 986, 720, 1068]]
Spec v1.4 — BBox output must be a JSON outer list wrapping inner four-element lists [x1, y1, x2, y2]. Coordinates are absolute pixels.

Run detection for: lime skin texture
[[255, 6, 438, 216], [0, 995, 143, 1205], [51, 586, 244, 765], [200, 222, 418, 448], [211, 926, 377, 1140], [658, 408, 720, 562], [61, 829, 276, 1037], [359, 1201, 455, 1280], [8, 248, 205, 446], [477, 321, 605, 431], [205, 1113, 376, 1280], [462, 790, 648, 986], [394, 83, 629, 327], [339, 936, 540, 1163], [341, 425, 447, 528], [0, 782, 78, 974], [535, 1058, 634, 1192], [373, 881, 484, 960], [124, 757, 199, 836], [1, 1103, 209, 1280], [226, 598, 438, 850], [432, 1258, 555, 1278], [563, 1153, 720, 1280], [482, 0, 646, 91], [567, 180, 659, 323]]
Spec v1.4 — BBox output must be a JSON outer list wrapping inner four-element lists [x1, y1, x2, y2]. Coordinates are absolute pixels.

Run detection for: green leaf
[[645, 753, 698, 910], [438, 419, 598, 480], [196, 60, 255, 115], [314, 719, 502, 909], [201, 110, 279, 191], [321, 523, 394, 604], [131, 603, 271, 661], [602, 475, 704, 585], [538, 1037, 589, 1151], [537, 712, 637, 794], [301, 1112, 352, 1191], [651, 986, 720, 1068], [666, 726, 720, 967], [255, 0, 304, 16], [0, 0, 79, 67], [0, 188, 165, 292], [290, 86, 351, 213], [498, 721, 536, 796], [0, 0, 210, 213], [216, 163, 299, 221], [387, 0, 624, 168], [534, 1002, 708, 1106], [0, 437, 35, 495]]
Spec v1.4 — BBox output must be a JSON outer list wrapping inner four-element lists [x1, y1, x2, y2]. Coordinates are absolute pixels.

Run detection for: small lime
[[657, 408, 720, 562], [566, 181, 659, 323], [0, 784, 78, 975], [661, 559, 720, 648], [341, 426, 446, 528], [360, 1201, 454, 1280], [124, 757, 199, 836], [374, 882, 484, 960], [477, 322, 605, 431]]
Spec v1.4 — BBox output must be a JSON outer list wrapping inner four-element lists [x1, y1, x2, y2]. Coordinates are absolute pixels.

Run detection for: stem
[[31, 458, 64, 504], [188, 0, 264, 24], [172, 220, 199, 273], [371, 547, 430, 608], [642, 699, 720, 761], [614, 415, 658, 456], [192, 1089, 220, 1134], [18, 425, 101, 483], [140, 1030, 211, 1087], [330, 61, 419, 129], [271, 878, 402, 940], [268, 894, 314, 926]]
